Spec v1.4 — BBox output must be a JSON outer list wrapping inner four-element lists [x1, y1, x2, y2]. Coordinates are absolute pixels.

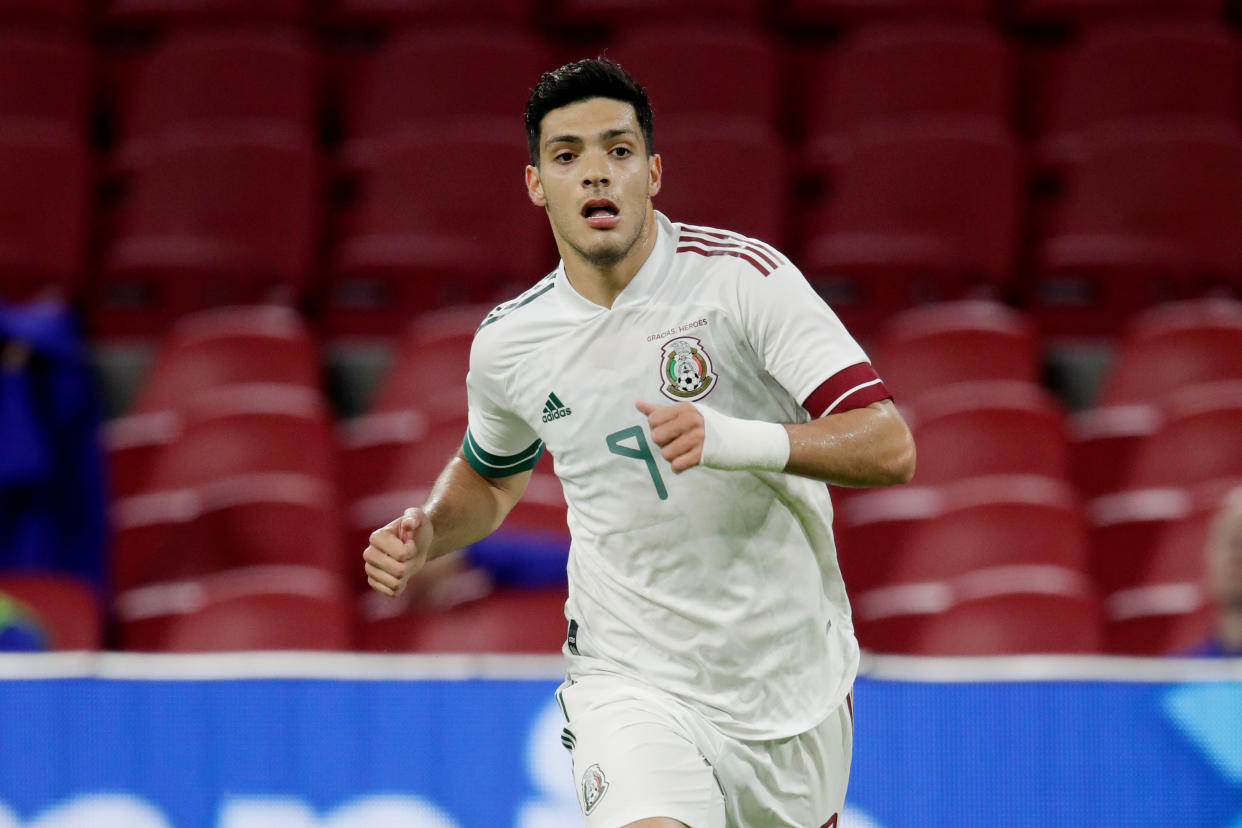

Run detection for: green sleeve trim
[[463, 430, 543, 477]]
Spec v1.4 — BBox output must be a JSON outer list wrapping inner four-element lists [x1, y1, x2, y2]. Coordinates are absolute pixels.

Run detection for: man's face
[[525, 97, 661, 269], [1206, 498, 1242, 608]]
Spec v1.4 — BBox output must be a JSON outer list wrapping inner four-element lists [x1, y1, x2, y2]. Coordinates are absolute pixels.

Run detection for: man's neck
[[562, 213, 659, 309]]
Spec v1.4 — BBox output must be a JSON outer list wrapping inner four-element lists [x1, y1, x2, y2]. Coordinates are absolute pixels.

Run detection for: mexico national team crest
[[581, 764, 609, 815], [659, 336, 716, 402]]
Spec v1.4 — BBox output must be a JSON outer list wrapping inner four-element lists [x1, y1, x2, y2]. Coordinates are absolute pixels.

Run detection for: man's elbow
[[885, 434, 917, 485]]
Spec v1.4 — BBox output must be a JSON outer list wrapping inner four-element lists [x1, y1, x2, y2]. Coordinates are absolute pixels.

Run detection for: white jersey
[[464, 212, 890, 740]]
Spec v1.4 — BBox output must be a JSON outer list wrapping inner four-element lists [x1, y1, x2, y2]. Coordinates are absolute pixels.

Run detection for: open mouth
[[581, 198, 620, 228]]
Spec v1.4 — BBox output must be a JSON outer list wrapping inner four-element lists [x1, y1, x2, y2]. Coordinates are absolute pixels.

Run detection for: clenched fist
[[364, 507, 434, 596]]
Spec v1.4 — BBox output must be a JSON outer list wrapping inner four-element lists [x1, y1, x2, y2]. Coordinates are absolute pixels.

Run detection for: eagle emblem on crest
[[659, 336, 715, 402], [581, 764, 609, 815]]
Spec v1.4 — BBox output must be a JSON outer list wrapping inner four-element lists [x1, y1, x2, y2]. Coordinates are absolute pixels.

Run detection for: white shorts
[[555, 674, 853, 828]]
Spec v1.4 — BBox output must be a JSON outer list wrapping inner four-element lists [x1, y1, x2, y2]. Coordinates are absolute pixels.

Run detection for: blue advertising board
[[0, 654, 1238, 827]]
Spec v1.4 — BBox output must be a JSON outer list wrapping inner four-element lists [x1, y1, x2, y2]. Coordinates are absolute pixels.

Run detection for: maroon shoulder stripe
[[680, 233, 775, 271], [677, 242, 774, 276], [680, 224, 788, 268], [802, 362, 891, 418]]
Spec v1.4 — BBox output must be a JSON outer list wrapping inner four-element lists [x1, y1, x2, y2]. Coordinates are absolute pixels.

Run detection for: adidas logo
[[541, 392, 573, 423]]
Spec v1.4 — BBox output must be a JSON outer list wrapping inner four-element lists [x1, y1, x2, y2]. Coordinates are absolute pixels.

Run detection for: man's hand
[[636, 399, 704, 472], [364, 507, 434, 597]]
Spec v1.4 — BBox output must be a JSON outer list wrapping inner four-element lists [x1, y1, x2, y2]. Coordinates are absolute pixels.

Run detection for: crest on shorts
[[580, 763, 610, 815], [659, 336, 715, 402]]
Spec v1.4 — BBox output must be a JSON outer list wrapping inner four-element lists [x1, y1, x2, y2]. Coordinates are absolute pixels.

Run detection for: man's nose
[[581, 155, 610, 188]]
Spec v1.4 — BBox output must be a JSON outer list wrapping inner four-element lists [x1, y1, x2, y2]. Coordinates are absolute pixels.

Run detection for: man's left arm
[[636, 398, 916, 487]]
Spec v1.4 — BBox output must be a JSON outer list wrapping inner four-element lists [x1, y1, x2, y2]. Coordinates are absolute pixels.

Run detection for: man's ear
[[526, 164, 547, 207], [648, 153, 662, 198]]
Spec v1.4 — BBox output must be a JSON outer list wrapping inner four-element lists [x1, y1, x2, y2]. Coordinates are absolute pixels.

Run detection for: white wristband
[[695, 403, 791, 473]]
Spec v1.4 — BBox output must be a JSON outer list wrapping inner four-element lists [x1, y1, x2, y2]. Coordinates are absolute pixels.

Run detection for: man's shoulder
[[669, 220, 793, 279], [475, 270, 559, 339]]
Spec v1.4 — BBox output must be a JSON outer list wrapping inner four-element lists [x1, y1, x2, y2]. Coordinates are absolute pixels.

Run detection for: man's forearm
[[420, 452, 529, 560], [783, 400, 916, 487]]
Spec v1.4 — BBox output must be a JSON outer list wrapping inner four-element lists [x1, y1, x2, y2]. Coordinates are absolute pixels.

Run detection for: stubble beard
[[556, 202, 648, 270]]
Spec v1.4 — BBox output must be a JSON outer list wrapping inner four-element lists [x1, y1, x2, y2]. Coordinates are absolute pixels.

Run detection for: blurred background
[[1, 0, 1241, 825]]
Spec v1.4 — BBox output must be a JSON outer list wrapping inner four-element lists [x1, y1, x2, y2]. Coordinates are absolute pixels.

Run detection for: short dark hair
[[524, 57, 654, 166]]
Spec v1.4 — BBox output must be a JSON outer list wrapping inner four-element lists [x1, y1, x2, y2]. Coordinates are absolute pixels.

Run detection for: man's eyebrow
[[544, 128, 638, 148], [544, 134, 584, 148]]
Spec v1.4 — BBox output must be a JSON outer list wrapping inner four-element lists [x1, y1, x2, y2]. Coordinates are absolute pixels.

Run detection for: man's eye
[[612, 147, 631, 157], [554, 151, 575, 163]]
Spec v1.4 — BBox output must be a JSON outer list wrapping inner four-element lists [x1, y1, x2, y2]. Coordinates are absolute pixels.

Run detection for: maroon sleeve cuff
[[802, 362, 892, 418]]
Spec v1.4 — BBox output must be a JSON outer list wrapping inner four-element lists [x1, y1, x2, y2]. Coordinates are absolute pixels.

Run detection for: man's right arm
[[363, 450, 531, 597]]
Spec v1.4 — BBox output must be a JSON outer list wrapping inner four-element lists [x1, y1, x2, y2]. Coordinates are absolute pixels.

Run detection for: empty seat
[[870, 300, 1039, 400], [548, 0, 763, 27], [0, 32, 90, 134], [132, 305, 320, 413], [328, 128, 549, 336], [113, 28, 318, 169], [905, 381, 1071, 484], [146, 383, 336, 490], [800, 121, 1021, 335], [1030, 126, 1242, 336], [341, 27, 552, 170], [102, 0, 314, 24], [116, 565, 354, 651], [359, 584, 567, 653], [1097, 298, 1242, 406], [1016, 0, 1224, 24], [608, 24, 785, 128], [801, 21, 1014, 172], [782, 0, 996, 24], [1101, 480, 1232, 653], [98, 133, 320, 335], [900, 474, 1088, 580], [0, 0, 89, 25], [367, 304, 488, 415], [330, 0, 537, 25], [111, 473, 347, 592], [1088, 486, 1190, 598], [0, 127, 90, 301], [104, 409, 180, 499], [1126, 381, 1242, 489], [1068, 403, 1161, 498], [855, 566, 1102, 654], [833, 485, 942, 594], [1036, 21, 1241, 169], [0, 573, 101, 649]]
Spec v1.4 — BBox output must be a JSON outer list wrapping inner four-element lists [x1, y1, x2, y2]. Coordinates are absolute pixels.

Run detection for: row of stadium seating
[[7, 297, 1236, 655], [3, 13, 1242, 336]]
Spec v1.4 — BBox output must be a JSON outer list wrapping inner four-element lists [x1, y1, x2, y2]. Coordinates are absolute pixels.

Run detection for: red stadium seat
[[116, 566, 355, 651], [131, 305, 320, 413], [833, 485, 943, 594], [1087, 486, 1190, 598], [0, 126, 90, 301], [1101, 480, 1233, 654], [608, 24, 785, 128], [103, 409, 180, 499], [0, 573, 102, 650], [146, 383, 337, 490], [1068, 403, 1160, 498], [1035, 21, 1241, 170], [340, 27, 552, 170], [1126, 382, 1242, 489], [330, 0, 537, 25], [359, 584, 567, 653], [97, 133, 320, 336], [547, 0, 764, 27], [870, 300, 1040, 401], [0, 0, 89, 25], [1016, 0, 1224, 24], [328, 127, 550, 336], [1096, 298, 1242, 406], [905, 381, 1071, 484], [899, 475, 1088, 580], [337, 409, 426, 505], [653, 119, 791, 249], [367, 304, 489, 415], [800, 121, 1021, 335], [113, 28, 318, 170], [801, 20, 1014, 173], [0, 32, 90, 134], [781, 0, 997, 24], [855, 566, 1102, 654], [102, 0, 314, 24], [1030, 126, 1242, 337]]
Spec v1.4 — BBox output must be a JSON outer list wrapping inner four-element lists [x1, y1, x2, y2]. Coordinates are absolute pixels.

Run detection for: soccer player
[[363, 58, 916, 827]]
